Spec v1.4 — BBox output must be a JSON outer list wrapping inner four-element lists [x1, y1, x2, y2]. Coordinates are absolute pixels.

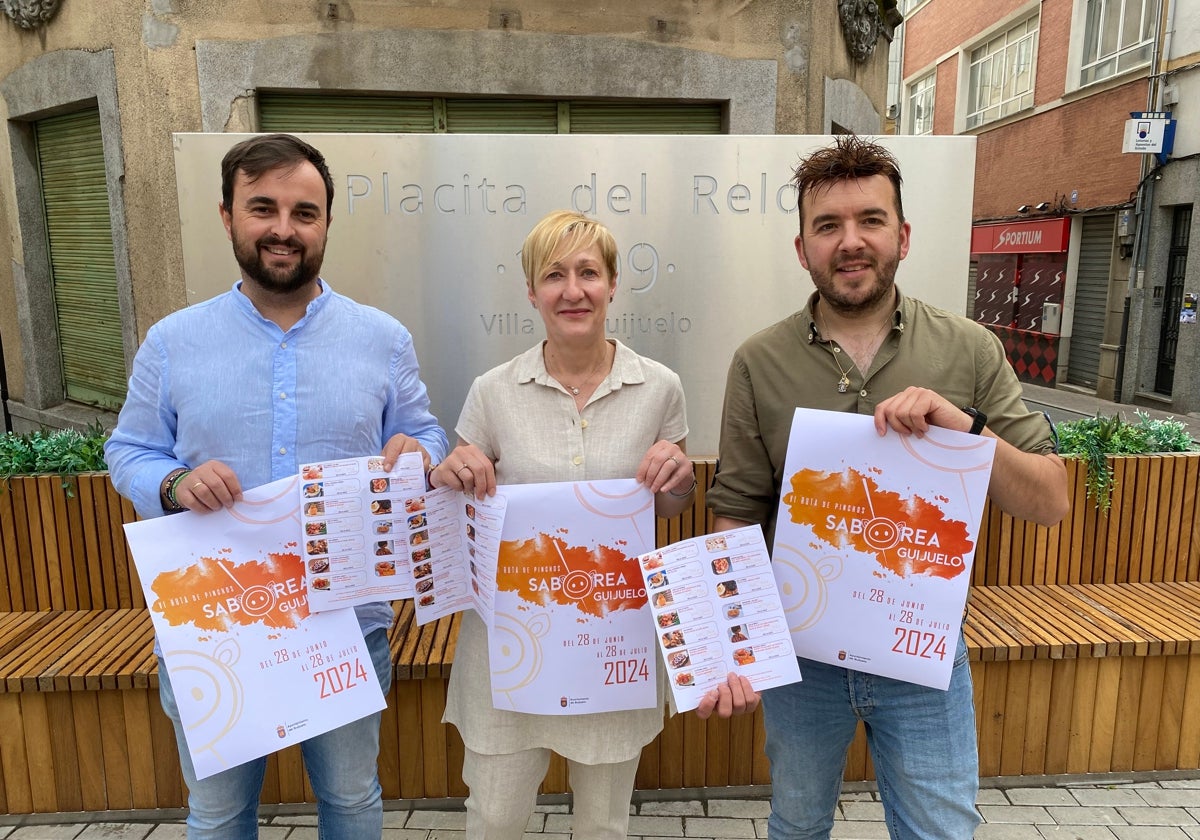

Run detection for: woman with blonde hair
[[430, 210, 755, 838]]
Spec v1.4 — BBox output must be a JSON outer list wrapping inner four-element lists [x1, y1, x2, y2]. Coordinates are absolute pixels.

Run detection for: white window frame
[[964, 14, 1039, 130], [1072, 0, 1155, 88], [906, 72, 936, 135]]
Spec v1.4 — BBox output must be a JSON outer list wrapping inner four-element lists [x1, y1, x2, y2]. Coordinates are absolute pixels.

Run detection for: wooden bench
[[2, 456, 1199, 814]]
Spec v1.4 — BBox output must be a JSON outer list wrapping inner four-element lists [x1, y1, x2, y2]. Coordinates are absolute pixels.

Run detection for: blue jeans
[[763, 632, 980, 840], [158, 627, 393, 840]]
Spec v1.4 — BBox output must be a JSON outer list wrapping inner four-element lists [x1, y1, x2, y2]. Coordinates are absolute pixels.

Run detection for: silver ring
[[458, 466, 470, 476], [668, 457, 678, 465]]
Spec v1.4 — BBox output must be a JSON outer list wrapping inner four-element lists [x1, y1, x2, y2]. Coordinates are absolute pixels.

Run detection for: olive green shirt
[[707, 290, 1056, 548]]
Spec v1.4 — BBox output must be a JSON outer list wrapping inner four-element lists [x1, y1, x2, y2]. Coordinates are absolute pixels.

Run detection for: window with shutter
[[35, 108, 126, 409]]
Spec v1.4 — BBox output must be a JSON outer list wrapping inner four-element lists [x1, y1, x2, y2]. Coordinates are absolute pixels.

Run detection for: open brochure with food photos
[[299, 452, 434, 611], [408, 485, 507, 625], [636, 525, 802, 712]]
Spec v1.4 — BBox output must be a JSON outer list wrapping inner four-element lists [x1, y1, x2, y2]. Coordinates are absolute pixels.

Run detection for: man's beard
[[811, 248, 901, 315], [232, 231, 323, 294]]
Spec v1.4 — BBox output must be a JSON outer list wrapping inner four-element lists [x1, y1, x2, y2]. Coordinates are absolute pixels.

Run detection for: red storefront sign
[[971, 218, 1070, 254]]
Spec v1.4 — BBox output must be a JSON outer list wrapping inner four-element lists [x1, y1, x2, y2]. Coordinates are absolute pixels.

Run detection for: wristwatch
[[961, 406, 987, 435]]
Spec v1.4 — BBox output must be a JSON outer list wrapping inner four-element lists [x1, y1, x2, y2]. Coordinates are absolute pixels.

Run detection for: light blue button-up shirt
[[106, 280, 449, 633]]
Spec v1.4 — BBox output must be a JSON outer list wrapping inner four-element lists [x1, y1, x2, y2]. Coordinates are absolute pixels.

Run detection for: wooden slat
[[46, 690, 83, 811], [391, 678, 426, 798], [1087, 657, 1121, 773], [654, 703, 685, 789], [1042, 657, 1075, 774], [1021, 660, 1053, 775], [275, 743, 307, 805], [0, 692, 33, 812], [1133, 655, 1165, 770], [1066, 460, 1089, 585], [96, 688, 134, 810], [1177, 654, 1200, 769], [10, 481, 40, 610], [149, 694, 185, 807], [1182, 457, 1200, 581], [1066, 657, 1098, 772], [1110, 655, 1143, 771], [1144, 457, 1166, 582], [977, 658, 1006, 776], [77, 475, 108, 609], [122, 687, 159, 808], [998, 659, 1030, 776], [1156, 653, 1188, 770], [419, 677, 449, 797], [0, 482, 18, 612]]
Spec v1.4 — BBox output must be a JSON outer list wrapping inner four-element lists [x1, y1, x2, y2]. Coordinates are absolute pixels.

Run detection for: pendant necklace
[[830, 347, 853, 393], [816, 308, 855, 393], [817, 307, 893, 394], [550, 347, 609, 396]]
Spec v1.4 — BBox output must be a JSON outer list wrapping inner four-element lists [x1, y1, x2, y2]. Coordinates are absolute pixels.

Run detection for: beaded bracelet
[[162, 467, 192, 511]]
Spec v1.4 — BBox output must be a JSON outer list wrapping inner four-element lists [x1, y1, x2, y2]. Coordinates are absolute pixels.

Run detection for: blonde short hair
[[521, 210, 619, 290]]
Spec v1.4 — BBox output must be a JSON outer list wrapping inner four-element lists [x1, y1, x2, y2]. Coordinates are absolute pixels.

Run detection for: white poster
[[773, 409, 995, 689], [488, 480, 658, 715], [124, 478, 385, 779]]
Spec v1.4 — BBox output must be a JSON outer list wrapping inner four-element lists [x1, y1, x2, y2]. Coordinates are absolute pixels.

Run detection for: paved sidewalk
[[4, 773, 1200, 839], [1021, 381, 1200, 440]]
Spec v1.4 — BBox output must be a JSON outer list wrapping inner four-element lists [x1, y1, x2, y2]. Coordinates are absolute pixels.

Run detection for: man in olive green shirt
[[707, 135, 1068, 840]]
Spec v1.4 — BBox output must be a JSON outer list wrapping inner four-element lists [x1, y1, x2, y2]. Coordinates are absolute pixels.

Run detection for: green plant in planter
[[1056, 411, 1198, 512], [0, 423, 110, 492]]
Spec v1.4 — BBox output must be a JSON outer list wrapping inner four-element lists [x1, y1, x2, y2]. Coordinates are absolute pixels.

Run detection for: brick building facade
[[895, 0, 1171, 401]]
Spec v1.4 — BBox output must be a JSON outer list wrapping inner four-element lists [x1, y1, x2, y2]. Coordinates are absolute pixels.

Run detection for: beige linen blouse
[[442, 339, 688, 763]]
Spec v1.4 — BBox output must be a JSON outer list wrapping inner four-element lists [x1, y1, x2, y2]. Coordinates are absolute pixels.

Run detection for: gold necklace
[[816, 307, 893, 393], [827, 343, 854, 394], [548, 346, 609, 396]]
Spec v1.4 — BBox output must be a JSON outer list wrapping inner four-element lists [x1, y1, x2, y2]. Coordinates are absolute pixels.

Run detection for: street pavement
[[1020, 381, 1200, 441], [5, 773, 1200, 838]]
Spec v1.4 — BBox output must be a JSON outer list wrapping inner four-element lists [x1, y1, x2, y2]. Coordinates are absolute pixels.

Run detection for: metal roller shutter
[[258, 94, 722, 135], [258, 93, 437, 132], [568, 101, 722, 133], [35, 109, 126, 409], [444, 99, 559, 133], [1066, 214, 1114, 389]]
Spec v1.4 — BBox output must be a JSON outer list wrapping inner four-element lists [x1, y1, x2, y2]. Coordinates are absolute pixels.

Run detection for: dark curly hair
[[791, 135, 904, 230]]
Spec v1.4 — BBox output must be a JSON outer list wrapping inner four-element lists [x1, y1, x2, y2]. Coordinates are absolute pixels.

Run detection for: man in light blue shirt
[[105, 133, 448, 840]]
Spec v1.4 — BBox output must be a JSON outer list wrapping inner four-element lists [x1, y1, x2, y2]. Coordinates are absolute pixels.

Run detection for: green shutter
[[259, 94, 724, 135], [35, 109, 126, 410], [258, 93, 437, 132], [568, 101, 722, 133], [444, 99, 559, 133]]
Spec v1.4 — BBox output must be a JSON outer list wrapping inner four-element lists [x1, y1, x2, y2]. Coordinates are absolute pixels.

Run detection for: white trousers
[[462, 746, 641, 839]]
